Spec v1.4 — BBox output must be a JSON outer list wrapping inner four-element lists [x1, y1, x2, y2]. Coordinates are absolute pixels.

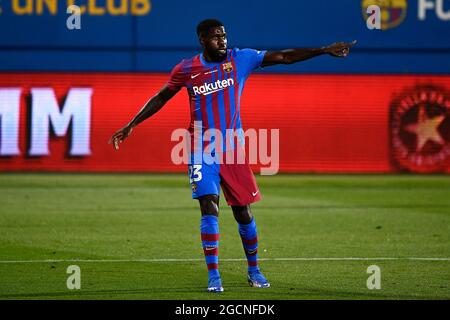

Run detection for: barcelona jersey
[[167, 48, 266, 159], [166, 48, 265, 205]]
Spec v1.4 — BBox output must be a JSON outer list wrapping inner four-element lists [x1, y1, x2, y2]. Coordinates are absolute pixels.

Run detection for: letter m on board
[[29, 88, 93, 156]]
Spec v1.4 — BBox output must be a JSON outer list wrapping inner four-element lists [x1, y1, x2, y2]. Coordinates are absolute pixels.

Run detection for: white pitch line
[[0, 257, 449, 264]]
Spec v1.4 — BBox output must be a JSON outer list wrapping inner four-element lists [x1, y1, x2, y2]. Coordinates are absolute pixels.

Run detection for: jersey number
[[188, 164, 202, 183]]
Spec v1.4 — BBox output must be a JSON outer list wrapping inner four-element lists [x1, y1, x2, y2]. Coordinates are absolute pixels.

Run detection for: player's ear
[[198, 35, 205, 47]]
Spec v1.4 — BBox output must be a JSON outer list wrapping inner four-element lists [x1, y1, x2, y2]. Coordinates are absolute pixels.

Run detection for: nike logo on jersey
[[193, 78, 235, 96], [252, 190, 259, 197], [191, 73, 201, 79]]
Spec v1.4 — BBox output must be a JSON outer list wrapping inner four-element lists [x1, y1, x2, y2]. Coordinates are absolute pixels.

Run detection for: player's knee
[[233, 204, 252, 215], [232, 205, 253, 224], [199, 195, 219, 216], [201, 205, 218, 216]]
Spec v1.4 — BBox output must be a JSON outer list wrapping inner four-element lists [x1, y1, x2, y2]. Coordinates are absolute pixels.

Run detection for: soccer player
[[109, 19, 355, 293]]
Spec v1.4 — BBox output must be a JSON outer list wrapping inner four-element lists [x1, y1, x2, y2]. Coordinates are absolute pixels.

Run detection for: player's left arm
[[261, 40, 357, 67]]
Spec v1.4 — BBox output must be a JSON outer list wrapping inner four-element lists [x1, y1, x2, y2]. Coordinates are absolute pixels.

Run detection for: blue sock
[[200, 215, 220, 279], [238, 218, 259, 273]]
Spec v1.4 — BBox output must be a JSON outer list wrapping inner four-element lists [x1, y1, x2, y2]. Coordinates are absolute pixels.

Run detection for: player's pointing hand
[[108, 125, 133, 150], [325, 40, 357, 58]]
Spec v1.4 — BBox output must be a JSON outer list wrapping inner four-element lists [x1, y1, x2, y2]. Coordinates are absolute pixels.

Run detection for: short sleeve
[[166, 62, 186, 91], [237, 48, 267, 71]]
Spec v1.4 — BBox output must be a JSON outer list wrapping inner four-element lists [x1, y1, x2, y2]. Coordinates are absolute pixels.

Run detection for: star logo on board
[[390, 85, 450, 173], [405, 105, 445, 152]]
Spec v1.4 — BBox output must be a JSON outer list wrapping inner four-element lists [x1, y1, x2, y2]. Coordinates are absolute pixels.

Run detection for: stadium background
[[0, 0, 449, 173]]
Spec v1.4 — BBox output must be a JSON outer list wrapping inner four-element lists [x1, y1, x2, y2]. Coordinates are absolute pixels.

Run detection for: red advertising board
[[0, 73, 449, 173]]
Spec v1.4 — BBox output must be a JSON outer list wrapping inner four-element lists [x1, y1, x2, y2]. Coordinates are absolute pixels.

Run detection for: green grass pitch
[[0, 173, 449, 300]]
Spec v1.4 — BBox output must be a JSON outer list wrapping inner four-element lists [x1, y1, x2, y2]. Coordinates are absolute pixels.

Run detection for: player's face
[[202, 26, 227, 60]]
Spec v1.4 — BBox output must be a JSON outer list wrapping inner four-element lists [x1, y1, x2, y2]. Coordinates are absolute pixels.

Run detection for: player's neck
[[202, 51, 226, 63]]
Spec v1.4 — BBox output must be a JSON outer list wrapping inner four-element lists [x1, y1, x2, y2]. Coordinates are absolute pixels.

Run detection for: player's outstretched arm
[[108, 85, 179, 150], [261, 40, 357, 67]]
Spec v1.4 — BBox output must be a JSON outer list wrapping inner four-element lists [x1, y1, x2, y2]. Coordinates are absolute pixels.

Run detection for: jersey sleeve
[[237, 48, 267, 71], [166, 62, 186, 91]]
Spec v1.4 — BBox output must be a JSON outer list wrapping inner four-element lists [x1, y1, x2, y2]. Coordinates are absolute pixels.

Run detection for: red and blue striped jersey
[[167, 48, 266, 153]]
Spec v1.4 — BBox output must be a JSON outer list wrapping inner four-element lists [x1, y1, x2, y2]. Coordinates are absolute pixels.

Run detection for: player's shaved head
[[196, 19, 224, 38]]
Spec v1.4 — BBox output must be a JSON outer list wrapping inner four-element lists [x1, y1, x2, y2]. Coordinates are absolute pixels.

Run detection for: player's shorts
[[188, 160, 262, 206]]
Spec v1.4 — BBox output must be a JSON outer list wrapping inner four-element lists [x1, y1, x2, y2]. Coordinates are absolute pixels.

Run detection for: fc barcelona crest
[[222, 62, 233, 73], [361, 0, 407, 30]]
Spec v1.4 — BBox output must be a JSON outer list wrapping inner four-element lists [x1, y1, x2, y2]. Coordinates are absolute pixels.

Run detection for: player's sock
[[200, 215, 220, 280], [238, 217, 259, 273]]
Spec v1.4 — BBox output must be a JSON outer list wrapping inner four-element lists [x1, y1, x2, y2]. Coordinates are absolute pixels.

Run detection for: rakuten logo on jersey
[[193, 78, 234, 96]]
